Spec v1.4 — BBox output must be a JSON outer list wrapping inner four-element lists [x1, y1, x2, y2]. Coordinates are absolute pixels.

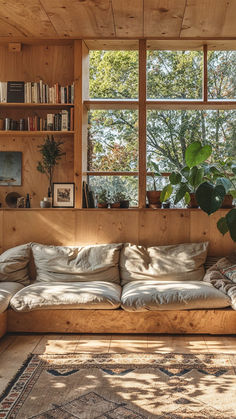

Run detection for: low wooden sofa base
[[1, 308, 235, 335]]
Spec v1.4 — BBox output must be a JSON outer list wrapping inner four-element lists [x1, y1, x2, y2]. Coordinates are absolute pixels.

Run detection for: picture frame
[[0, 151, 22, 186], [52, 183, 75, 208]]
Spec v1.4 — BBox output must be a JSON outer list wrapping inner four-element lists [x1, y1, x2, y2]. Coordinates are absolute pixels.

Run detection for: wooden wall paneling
[[0, 135, 74, 208], [138, 209, 190, 247], [7, 308, 236, 334], [75, 210, 139, 245], [2, 209, 77, 250], [85, 40, 139, 51], [0, 44, 74, 85], [180, 0, 234, 38], [144, 0, 186, 38], [111, 0, 143, 38], [0, 20, 24, 38], [0, 0, 57, 38], [0, 211, 3, 253], [74, 40, 89, 208], [138, 39, 147, 208], [189, 210, 236, 256], [40, 0, 115, 39]]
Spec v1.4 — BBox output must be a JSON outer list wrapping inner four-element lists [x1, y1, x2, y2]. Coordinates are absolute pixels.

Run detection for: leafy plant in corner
[[37, 135, 65, 195]]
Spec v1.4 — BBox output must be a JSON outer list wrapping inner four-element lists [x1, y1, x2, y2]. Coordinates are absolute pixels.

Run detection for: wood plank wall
[[0, 209, 235, 257], [0, 44, 74, 207]]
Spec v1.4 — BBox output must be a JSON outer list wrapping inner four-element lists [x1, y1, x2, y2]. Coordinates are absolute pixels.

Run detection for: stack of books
[[0, 81, 74, 104], [4, 109, 74, 131]]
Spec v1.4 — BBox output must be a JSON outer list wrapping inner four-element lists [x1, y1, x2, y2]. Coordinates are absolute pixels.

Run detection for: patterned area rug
[[0, 353, 236, 418]]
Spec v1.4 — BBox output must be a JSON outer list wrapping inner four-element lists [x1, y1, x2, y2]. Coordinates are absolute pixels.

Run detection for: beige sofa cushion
[[121, 280, 230, 311], [0, 282, 24, 313], [31, 243, 122, 284], [10, 281, 121, 312], [0, 244, 31, 285], [120, 242, 208, 286]]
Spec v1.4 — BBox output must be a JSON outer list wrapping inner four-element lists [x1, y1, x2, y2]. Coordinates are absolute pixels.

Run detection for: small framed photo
[[52, 183, 75, 208]]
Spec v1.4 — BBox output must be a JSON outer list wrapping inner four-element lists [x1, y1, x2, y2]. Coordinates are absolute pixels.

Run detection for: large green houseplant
[[161, 141, 236, 242]]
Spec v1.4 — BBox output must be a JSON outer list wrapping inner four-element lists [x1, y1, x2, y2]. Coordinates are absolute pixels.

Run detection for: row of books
[[0, 81, 74, 104], [3, 109, 74, 131]]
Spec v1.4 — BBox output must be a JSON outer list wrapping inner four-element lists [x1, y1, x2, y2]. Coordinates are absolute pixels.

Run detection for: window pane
[[147, 50, 203, 99], [208, 51, 236, 100], [147, 110, 236, 171], [89, 50, 138, 99], [88, 176, 138, 207], [88, 110, 138, 172]]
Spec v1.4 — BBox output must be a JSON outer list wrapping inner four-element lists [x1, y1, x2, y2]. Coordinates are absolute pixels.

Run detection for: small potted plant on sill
[[97, 189, 108, 208], [110, 191, 123, 208], [147, 161, 162, 208]]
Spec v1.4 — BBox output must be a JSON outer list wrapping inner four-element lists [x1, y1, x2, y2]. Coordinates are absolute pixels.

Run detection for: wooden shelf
[[0, 131, 74, 136], [0, 103, 74, 109]]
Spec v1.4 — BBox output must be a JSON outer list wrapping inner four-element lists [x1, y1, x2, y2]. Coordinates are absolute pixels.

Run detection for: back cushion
[[120, 242, 208, 286], [31, 243, 122, 284], [0, 244, 31, 285]]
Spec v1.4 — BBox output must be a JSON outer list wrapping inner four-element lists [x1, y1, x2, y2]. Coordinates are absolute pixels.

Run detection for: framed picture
[[52, 183, 75, 208], [0, 151, 22, 186]]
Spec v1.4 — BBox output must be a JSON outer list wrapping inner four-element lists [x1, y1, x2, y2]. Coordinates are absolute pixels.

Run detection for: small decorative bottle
[[25, 193, 31, 208]]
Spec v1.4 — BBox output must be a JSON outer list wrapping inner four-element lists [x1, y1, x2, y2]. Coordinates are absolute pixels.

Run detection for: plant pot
[[147, 190, 161, 208], [120, 200, 129, 208], [187, 193, 199, 208], [97, 203, 108, 208], [110, 202, 120, 208], [221, 194, 234, 208]]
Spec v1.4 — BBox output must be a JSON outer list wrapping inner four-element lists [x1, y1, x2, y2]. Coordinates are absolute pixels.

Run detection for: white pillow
[[0, 244, 31, 285], [120, 242, 208, 285]]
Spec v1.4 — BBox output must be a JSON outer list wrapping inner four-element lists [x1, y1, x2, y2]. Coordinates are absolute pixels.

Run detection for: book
[[7, 81, 24, 103], [61, 110, 68, 131], [0, 82, 7, 102]]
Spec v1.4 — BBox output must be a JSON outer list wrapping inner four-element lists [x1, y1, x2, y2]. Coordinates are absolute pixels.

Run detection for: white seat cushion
[[121, 280, 230, 311], [10, 281, 121, 312], [0, 282, 24, 313]]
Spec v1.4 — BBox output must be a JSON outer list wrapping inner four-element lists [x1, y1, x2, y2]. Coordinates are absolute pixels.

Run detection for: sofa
[[0, 242, 235, 336]]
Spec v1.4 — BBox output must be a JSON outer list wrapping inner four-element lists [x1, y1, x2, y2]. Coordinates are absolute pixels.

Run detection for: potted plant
[[160, 142, 212, 207], [97, 189, 108, 208], [112, 191, 129, 208], [147, 161, 162, 208], [37, 135, 65, 197]]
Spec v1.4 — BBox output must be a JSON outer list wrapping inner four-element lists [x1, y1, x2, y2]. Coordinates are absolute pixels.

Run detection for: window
[[208, 51, 236, 100]]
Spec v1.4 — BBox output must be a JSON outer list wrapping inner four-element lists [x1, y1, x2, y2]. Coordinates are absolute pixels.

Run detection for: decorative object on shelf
[[97, 189, 108, 208], [25, 193, 31, 208], [146, 161, 162, 208], [52, 182, 75, 208], [16, 197, 25, 208], [37, 135, 65, 196], [5, 192, 21, 208], [0, 151, 22, 186]]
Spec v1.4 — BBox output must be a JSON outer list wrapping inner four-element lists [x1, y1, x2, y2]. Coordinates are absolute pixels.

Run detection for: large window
[[84, 43, 236, 208]]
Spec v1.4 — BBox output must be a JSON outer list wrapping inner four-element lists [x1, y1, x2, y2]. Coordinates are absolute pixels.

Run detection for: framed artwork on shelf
[[0, 151, 22, 186], [52, 182, 75, 208]]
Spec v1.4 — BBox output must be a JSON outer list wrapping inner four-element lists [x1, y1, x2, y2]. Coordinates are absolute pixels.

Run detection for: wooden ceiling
[[0, 0, 236, 41]]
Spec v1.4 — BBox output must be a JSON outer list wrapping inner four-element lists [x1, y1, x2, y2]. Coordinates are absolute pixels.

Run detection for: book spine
[[61, 110, 68, 131]]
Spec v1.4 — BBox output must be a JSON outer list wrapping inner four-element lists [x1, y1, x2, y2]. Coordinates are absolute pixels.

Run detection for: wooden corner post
[[74, 40, 89, 208], [139, 39, 147, 208]]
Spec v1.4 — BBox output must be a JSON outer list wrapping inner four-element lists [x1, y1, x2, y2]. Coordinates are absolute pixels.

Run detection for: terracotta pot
[[97, 202, 108, 208], [221, 194, 234, 208], [110, 202, 120, 208], [147, 190, 161, 208], [187, 193, 199, 208]]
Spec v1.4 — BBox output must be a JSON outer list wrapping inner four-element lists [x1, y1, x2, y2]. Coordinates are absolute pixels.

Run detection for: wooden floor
[[0, 333, 235, 395]]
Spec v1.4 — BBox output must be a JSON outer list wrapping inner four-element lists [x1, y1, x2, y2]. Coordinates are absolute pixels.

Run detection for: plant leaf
[[216, 177, 233, 193], [174, 183, 189, 204], [169, 172, 181, 185], [217, 217, 229, 236], [196, 182, 226, 215], [185, 141, 212, 168], [189, 166, 204, 189], [226, 208, 236, 242], [184, 192, 191, 205], [160, 184, 173, 202]]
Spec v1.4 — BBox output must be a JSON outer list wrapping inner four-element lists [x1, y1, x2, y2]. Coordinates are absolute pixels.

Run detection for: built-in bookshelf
[[0, 42, 76, 208]]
